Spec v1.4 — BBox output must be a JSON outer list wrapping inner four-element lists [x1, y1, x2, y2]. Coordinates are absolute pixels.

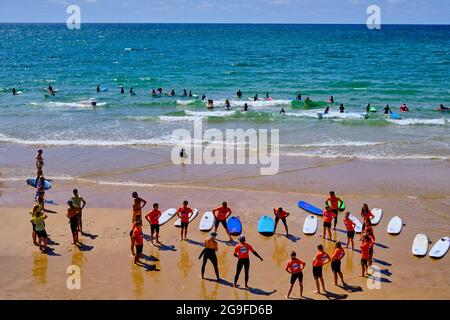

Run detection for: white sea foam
[[388, 118, 447, 126]]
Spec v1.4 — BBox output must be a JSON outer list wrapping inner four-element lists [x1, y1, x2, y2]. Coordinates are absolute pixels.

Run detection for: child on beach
[[67, 200, 80, 245], [322, 205, 336, 241], [233, 236, 263, 288], [131, 221, 144, 265], [32, 210, 49, 252], [35, 176, 46, 211], [360, 204, 374, 230], [331, 242, 346, 286], [285, 251, 305, 299], [131, 192, 147, 223], [177, 200, 193, 241], [200, 231, 220, 281], [360, 235, 374, 277], [29, 204, 41, 246], [343, 212, 356, 250], [71, 189, 86, 234], [35, 149, 43, 172], [326, 191, 343, 229], [273, 207, 290, 237], [363, 229, 376, 267], [145, 203, 162, 245], [212, 202, 233, 242], [312, 244, 330, 294]]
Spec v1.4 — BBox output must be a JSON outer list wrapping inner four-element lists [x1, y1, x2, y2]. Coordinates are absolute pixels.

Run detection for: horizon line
[[0, 22, 449, 26]]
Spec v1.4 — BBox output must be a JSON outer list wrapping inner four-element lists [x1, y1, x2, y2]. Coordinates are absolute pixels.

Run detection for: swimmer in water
[[339, 104, 345, 113], [324, 107, 330, 114], [183, 89, 187, 96], [253, 94, 259, 101], [329, 96, 334, 103], [296, 93, 302, 100], [12, 88, 17, 95], [384, 104, 391, 114], [96, 85, 100, 93], [236, 89, 242, 98], [120, 86, 125, 94], [280, 108, 286, 114], [224, 99, 231, 110], [202, 94, 206, 100], [242, 103, 248, 111], [189, 90, 193, 98]]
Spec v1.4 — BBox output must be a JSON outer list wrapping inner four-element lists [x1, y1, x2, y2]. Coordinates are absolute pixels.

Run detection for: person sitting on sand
[[273, 207, 290, 236], [339, 104, 345, 113], [322, 205, 336, 241], [233, 236, 263, 288], [176, 200, 193, 241], [200, 231, 220, 281], [326, 191, 343, 230], [236, 89, 242, 99], [384, 104, 391, 114], [242, 103, 248, 111], [145, 203, 162, 245], [71, 189, 86, 234], [312, 244, 330, 294], [285, 251, 305, 299], [343, 212, 356, 250], [67, 200, 80, 245], [360, 204, 374, 230], [331, 242, 346, 286], [131, 192, 147, 223], [360, 235, 373, 277], [253, 94, 259, 101], [29, 204, 41, 246], [212, 202, 233, 242], [32, 209, 49, 252], [131, 220, 144, 265]]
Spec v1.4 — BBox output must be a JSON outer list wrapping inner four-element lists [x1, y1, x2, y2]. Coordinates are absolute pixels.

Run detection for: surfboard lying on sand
[[303, 215, 318, 235], [199, 211, 215, 232], [257, 216, 275, 235], [159, 208, 177, 226], [412, 234, 429, 257], [26, 178, 52, 190], [349, 214, 363, 233], [370, 208, 383, 225], [174, 209, 199, 227], [227, 216, 242, 236], [429, 237, 450, 259], [387, 216, 403, 235], [298, 201, 323, 216]]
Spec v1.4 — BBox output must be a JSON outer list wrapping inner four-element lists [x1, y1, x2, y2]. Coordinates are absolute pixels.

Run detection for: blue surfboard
[[26, 178, 52, 190], [257, 216, 275, 235], [390, 112, 401, 120], [298, 201, 323, 216], [227, 216, 242, 236]]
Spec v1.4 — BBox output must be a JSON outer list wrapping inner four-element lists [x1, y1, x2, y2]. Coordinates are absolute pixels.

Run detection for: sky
[[0, 0, 448, 24]]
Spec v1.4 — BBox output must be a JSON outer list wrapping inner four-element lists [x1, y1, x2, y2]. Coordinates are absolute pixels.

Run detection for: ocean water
[[0, 24, 449, 160]]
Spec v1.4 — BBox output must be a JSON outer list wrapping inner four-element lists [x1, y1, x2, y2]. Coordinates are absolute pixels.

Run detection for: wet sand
[[0, 145, 449, 300]]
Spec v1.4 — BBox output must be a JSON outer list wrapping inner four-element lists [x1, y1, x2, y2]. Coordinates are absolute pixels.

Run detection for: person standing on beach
[[326, 191, 343, 229], [362, 228, 376, 267], [233, 236, 263, 288], [360, 204, 374, 231], [67, 200, 80, 245], [212, 202, 233, 242], [35, 149, 44, 173], [145, 203, 162, 245], [273, 207, 289, 236], [331, 242, 346, 286], [131, 192, 147, 223], [285, 251, 305, 299], [312, 244, 330, 294], [322, 205, 336, 241], [36, 176, 46, 211], [177, 200, 193, 241], [131, 221, 144, 265], [200, 231, 220, 281], [343, 212, 356, 250], [71, 189, 86, 234], [29, 204, 41, 246], [32, 210, 49, 252], [360, 235, 373, 277]]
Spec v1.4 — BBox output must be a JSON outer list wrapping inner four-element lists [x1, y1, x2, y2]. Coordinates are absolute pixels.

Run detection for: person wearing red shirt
[[176, 200, 193, 241], [360, 204, 374, 230], [233, 236, 263, 288], [273, 207, 290, 237], [212, 201, 233, 242], [312, 244, 331, 294], [285, 251, 305, 299], [131, 221, 144, 265], [331, 242, 346, 286], [325, 191, 343, 229], [145, 203, 162, 245], [322, 205, 336, 241], [360, 235, 373, 277], [343, 212, 356, 250]]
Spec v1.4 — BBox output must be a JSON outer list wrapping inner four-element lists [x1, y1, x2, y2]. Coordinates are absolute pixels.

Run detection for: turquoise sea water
[[0, 24, 449, 160]]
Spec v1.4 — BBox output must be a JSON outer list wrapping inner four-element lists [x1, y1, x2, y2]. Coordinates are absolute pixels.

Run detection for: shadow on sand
[[76, 242, 94, 251]]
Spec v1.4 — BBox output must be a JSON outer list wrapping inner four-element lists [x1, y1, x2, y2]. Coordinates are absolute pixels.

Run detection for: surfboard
[[174, 209, 199, 227], [101, 88, 108, 92], [370, 208, 383, 225], [199, 211, 215, 232], [390, 112, 401, 120], [227, 216, 242, 236], [429, 237, 450, 259], [368, 107, 377, 112], [26, 178, 52, 190], [387, 216, 403, 235], [349, 214, 363, 233], [298, 201, 323, 216], [303, 215, 318, 235], [412, 234, 429, 257], [158, 208, 177, 226], [14, 91, 23, 95], [257, 216, 275, 235]]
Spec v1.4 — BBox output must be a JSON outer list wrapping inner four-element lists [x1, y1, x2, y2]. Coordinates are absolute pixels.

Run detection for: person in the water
[[183, 89, 187, 96], [48, 85, 56, 96], [280, 108, 286, 114], [189, 90, 193, 98], [339, 104, 345, 113], [266, 92, 270, 99], [439, 104, 449, 110], [366, 103, 372, 113], [12, 88, 17, 95], [202, 94, 206, 101], [329, 96, 334, 103], [324, 107, 330, 114], [242, 103, 248, 111], [170, 89, 175, 96], [253, 94, 259, 101], [296, 93, 302, 100], [384, 104, 391, 114], [236, 89, 242, 98], [152, 89, 157, 96], [120, 86, 125, 94], [129, 88, 134, 94], [157, 88, 162, 94], [224, 99, 231, 110], [96, 85, 100, 93], [207, 99, 214, 110]]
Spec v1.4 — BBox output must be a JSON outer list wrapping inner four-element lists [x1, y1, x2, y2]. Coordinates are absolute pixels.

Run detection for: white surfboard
[[303, 215, 318, 235], [349, 214, 363, 233], [412, 234, 429, 256], [199, 211, 215, 232], [174, 208, 199, 227], [429, 237, 450, 259], [159, 208, 177, 226], [387, 216, 403, 235], [370, 208, 383, 225]]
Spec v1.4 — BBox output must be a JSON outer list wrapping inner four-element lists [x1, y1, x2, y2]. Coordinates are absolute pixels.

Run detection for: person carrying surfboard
[[212, 202, 233, 242], [145, 203, 162, 245], [343, 212, 356, 250], [71, 189, 86, 234], [285, 251, 305, 299], [322, 205, 336, 241], [273, 207, 290, 237], [360, 235, 374, 277], [176, 200, 193, 241], [233, 236, 263, 288], [326, 191, 343, 229], [131, 192, 147, 224], [67, 200, 80, 245], [312, 244, 330, 294], [331, 242, 346, 286], [199, 231, 220, 281]]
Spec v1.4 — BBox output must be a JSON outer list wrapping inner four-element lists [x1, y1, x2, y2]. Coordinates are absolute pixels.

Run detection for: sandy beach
[[1, 145, 449, 300]]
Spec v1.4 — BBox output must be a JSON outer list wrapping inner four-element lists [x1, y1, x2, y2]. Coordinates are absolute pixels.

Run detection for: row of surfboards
[[298, 200, 449, 259]]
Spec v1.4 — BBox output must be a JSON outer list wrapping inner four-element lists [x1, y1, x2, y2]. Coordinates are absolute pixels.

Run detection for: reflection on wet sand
[[272, 236, 288, 266], [177, 243, 192, 278], [71, 247, 86, 270], [32, 252, 48, 285], [131, 260, 144, 299], [218, 247, 230, 278], [200, 278, 219, 300]]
